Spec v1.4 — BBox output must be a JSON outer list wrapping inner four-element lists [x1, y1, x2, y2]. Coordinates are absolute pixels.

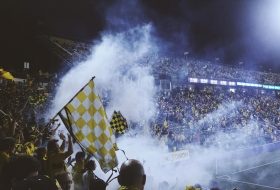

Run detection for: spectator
[[72, 151, 87, 190], [0, 137, 16, 174], [83, 160, 105, 190], [35, 147, 47, 175], [46, 134, 73, 190], [11, 155, 61, 190], [0, 137, 16, 189], [83, 160, 96, 190], [117, 159, 146, 190]]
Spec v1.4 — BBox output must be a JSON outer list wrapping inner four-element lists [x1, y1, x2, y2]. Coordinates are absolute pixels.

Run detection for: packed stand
[[154, 85, 280, 151], [144, 55, 280, 85], [0, 79, 106, 190]]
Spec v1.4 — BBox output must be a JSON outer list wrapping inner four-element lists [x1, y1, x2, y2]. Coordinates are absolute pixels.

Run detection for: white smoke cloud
[[109, 135, 216, 189], [48, 23, 162, 189], [49, 24, 158, 124], [197, 100, 242, 127]]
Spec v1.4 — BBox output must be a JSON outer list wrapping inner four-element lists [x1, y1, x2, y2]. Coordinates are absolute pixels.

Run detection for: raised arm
[[59, 133, 66, 151], [63, 134, 73, 159]]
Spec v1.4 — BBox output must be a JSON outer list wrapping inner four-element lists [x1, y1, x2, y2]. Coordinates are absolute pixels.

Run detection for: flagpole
[[61, 108, 88, 153], [53, 76, 95, 119], [44, 76, 96, 127]]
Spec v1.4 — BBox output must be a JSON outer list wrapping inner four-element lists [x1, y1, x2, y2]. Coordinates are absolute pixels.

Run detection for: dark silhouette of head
[[12, 155, 40, 180], [35, 147, 47, 159], [47, 139, 59, 153], [118, 159, 146, 190], [0, 137, 16, 154], [85, 160, 96, 171], [75, 151, 85, 162]]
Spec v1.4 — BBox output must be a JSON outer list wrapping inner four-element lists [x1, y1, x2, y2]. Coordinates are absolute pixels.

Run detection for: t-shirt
[[72, 161, 84, 185], [47, 151, 69, 178], [89, 176, 106, 190], [82, 171, 95, 190]]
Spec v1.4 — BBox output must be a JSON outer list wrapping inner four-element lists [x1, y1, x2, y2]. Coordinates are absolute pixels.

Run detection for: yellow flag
[[59, 79, 118, 173], [0, 68, 14, 80]]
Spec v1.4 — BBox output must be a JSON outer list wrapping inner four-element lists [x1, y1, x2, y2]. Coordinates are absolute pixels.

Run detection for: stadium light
[[253, 1, 280, 48], [210, 80, 218, 85], [220, 81, 227, 85], [189, 78, 198, 83], [200, 79, 208, 84]]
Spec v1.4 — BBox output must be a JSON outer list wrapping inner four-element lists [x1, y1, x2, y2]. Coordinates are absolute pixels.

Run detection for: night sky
[[1, 0, 280, 72]]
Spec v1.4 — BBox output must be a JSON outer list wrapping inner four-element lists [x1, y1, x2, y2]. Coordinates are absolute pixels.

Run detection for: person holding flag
[[57, 78, 118, 174]]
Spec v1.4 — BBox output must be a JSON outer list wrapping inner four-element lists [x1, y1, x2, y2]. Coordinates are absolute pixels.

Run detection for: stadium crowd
[[155, 85, 280, 151], [2, 54, 280, 189], [150, 56, 280, 85], [0, 78, 111, 190]]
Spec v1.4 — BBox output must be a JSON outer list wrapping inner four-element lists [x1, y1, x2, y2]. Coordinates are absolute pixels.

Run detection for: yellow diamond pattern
[[77, 104, 86, 115], [63, 80, 118, 173], [77, 91, 87, 102]]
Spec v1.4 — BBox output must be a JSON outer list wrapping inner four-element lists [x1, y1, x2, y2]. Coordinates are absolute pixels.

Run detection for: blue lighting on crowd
[[189, 77, 280, 91]]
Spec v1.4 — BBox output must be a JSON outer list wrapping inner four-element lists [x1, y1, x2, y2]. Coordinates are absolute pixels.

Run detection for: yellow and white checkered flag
[[58, 79, 118, 173]]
